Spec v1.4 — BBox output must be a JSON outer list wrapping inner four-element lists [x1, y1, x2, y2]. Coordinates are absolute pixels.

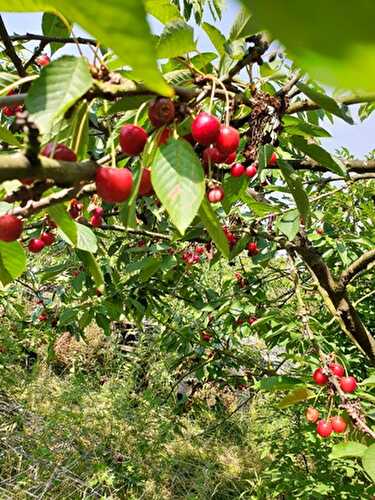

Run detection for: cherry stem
[[134, 101, 148, 126], [213, 77, 230, 126], [208, 80, 216, 114], [327, 395, 334, 420]]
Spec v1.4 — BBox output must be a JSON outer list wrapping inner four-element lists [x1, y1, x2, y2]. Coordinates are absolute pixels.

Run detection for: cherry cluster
[[181, 244, 206, 265], [308, 362, 358, 438]]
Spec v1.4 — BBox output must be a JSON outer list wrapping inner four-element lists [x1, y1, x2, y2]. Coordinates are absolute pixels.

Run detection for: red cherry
[[224, 152, 236, 165], [312, 368, 328, 385], [236, 318, 244, 326], [157, 128, 171, 146], [91, 207, 104, 217], [41, 143, 77, 161], [148, 98, 175, 128], [40, 232, 55, 246], [268, 152, 277, 166], [245, 164, 257, 178], [191, 112, 220, 146], [119, 125, 148, 156], [36, 54, 50, 67], [138, 168, 153, 196], [21, 178, 34, 186], [3, 106, 16, 117], [207, 186, 224, 203], [0, 214, 23, 242], [247, 316, 257, 325], [203, 146, 225, 166], [95, 167, 133, 203], [90, 214, 103, 227], [38, 313, 48, 322], [329, 363, 345, 378], [306, 407, 320, 423], [316, 420, 333, 437], [231, 163, 245, 177], [215, 125, 240, 155], [200, 331, 212, 342], [316, 228, 324, 235], [331, 416, 347, 433], [28, 238, 45, 253], [247, 242, 259, 256], [340, 376, 357, 393], [195, 246, 205, 255]]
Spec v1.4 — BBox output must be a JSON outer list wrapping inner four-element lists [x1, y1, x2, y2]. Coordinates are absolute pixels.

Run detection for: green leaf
[[330, 441, 367, 460], [258, 144, 274, 173], [0, 124, 22, 147], [276, 209, 300, 241], [296, 83, 353, 124], [282, 115, 331, 138], [198, 197, 229, 258], [229, 8, 254, 41], [76, 223, 97, 253], [157, 20, 196, 58], [278, 387, 314, 408], [70, 100, 89, 160], [151, 139, 205, 234], [279, 159, 310, 224], [222, 175, 247, 213], [241, 194, 277, 217], [109, 96, 151, 114], [48, 203, 77, 245], [42, 12, 71, 54], [258, 376, 304, 392], [202, 22, 226, 57], [0, 203, 12, 216], [26, 56, 92, 134], [290, 135, 347, 177], [240, 1, 375, 91], [76, 250, 104, 290], [362, 374, 375, 386], [145, 0, 181, 24], [0, 241, 26, 285], [362, 443, 375, 482]]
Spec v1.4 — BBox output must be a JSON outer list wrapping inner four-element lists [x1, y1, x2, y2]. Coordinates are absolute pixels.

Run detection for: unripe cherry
[[331, 416, 347, 433], [207, 186, 224, 203], [40, 232, 55, 246], [138, 168, 153, 196], [119, 125, 148, 156], [316, 419, 333, 437], [329, 363, 345, 378], [203, 146, 225, 166], [306, 407, 320, 423], [215, 125, 240, 155], [28, 238, 45, 253], [95, 166, 133, 203], [245, 164, 257, 178], [148, 98, 175, 128], [41, 143, 77, 161], [231, 163, 245, 177], [312, 367, 328, 385], [0, 214, 23, 242], [191, 112, 220, 146], [340, 376, 357, 393]]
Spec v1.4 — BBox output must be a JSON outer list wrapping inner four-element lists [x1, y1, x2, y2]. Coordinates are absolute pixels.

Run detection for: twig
[[0, 16, 26, 77]]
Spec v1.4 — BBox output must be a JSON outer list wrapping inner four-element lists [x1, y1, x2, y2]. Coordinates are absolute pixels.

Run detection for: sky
[[1, 0, 374, 159]]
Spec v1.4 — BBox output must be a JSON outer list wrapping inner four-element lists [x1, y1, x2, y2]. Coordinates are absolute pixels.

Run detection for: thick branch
[[286, 92, 375, 114], [339, 249, 375, 289], [10, 33, 97, 46], [0, 153, 96, 185], [269, 159, 375, 174], [0, 16, 26, 77], [95, 224, 171, 241]]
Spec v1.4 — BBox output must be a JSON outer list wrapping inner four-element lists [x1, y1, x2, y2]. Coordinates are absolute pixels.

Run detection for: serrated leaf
[[258, 376, 304, 392], [282, 115, 331, 138], [0, 124, 22, 147], [229, 8, 254, 41], [290, 135, 347, 177], [279, 159, 310, 224], [362, 443, 375, 482], [145, 0, 181, 24], [157, 20, 196, 58], [0, 0, 172, 97], [76, 249, 104, 289], [278, 387, 314, 408], [42, 12, 71, 54], [297, 83, 354, 124], [330, 441, 367, 460], [151, 139, 205, 234], [198, 197, 229, 258], [202, 22, 226, 57], [0, 241, 26, 285], [26, 56, 92, 134], [276, 209, 300, 241]]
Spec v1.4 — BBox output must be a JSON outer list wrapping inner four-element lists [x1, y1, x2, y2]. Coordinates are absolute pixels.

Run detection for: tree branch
[[0, 16, 26, 77], [269, 159, 375, 174], [10, 33, 97, 46], [339, 249, 375, 289], [286, 92, 375, 114]]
